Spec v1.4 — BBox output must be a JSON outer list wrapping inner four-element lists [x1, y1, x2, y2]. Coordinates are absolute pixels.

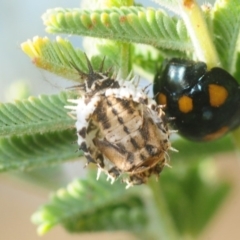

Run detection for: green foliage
[[0, 92, 80, 172], [0, 92, 75, 137], [21, 37, 110, 82], [42, 7, 190, 52], [2, 0, 240, 239], [160, 163, 230, 237], [32, 156, 231, 238], [0, 129, 79, 172], [213, 0, 240, 73], [32, 172, 148, 235]]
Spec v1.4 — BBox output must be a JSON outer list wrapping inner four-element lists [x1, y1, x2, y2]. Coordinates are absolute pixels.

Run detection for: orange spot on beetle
[[157, 93, 167, 106], [178, 95, 193, 113], [203, 126, 229, 141], [208, 84, 228, 107]]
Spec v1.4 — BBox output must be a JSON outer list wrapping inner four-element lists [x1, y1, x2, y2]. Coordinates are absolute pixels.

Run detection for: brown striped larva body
[[66, 56, 174, 188]]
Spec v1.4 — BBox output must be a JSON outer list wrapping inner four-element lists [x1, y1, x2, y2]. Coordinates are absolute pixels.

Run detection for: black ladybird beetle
[[153, 58, 240, 141]]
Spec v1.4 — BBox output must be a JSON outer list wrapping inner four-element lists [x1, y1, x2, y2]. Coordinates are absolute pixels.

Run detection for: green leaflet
[[42, 6, 192, 52], [0, 129, 79, 172], [0, 92, 75, 138], [32, 173, 147, 235], [22, 37, 117, 81], [213, 0, 240, 73], [22, 37, 88, 81]]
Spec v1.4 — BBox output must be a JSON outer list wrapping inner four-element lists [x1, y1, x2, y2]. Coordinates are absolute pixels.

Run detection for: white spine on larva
[[105, 76, 148, 102], [66, 95, 101, 146]]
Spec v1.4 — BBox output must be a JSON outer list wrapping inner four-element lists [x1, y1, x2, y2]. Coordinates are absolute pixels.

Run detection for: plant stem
[[179, 0, 220, 69], [119, 42, 132, 78], [144, 179, 180, 240]]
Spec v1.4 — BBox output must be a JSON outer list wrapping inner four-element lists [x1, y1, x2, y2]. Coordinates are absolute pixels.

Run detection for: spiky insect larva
[[65, 56, 175, 188]]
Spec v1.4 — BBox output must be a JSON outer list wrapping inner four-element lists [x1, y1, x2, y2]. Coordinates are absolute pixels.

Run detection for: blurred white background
[[0, 1, 86, 102]]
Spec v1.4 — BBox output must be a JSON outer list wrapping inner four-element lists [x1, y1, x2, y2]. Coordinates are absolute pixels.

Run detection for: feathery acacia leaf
[[22, 36, 115, 81], [0, 129, 79, 172], [22, 37, 88, 81], [213, 0, 240, 73], [32, 173, 147, 235], [0, 92, 75, 138], [42, 7, 192, 52]]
